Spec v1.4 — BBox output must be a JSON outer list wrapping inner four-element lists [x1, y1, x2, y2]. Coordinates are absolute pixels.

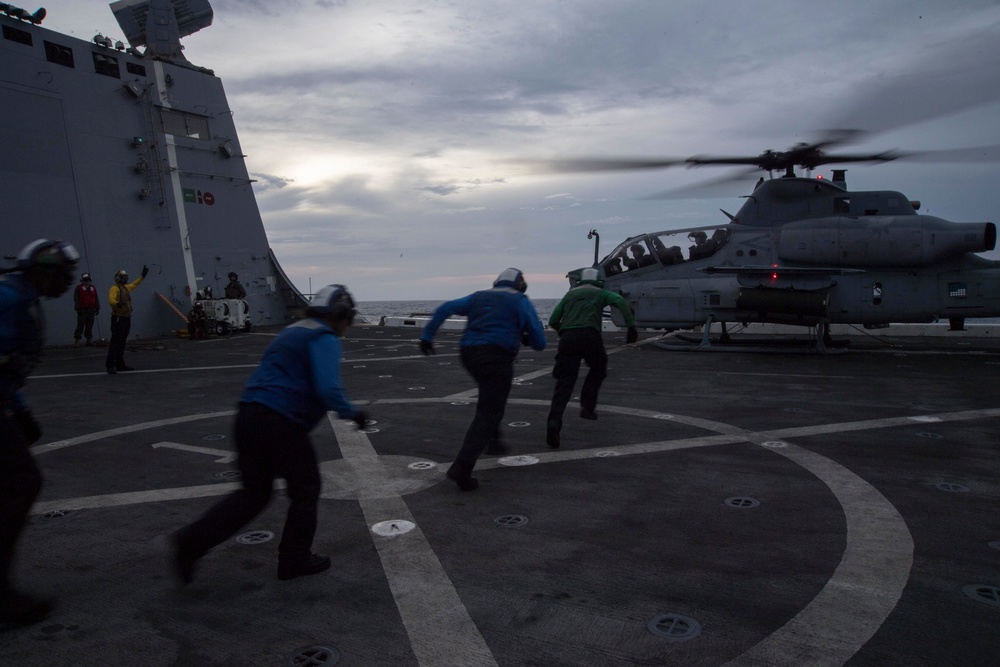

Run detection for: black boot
[[0, 589, 54, 626], [446, 463, 479, 491], [170, 531, 202, 586], [277, 553, 331, 581], [546, 418, 561, 448]]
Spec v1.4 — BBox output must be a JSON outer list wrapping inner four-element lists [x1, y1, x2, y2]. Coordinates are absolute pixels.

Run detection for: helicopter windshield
[[601, 228, 732, 276], [602, 237, 657, 276]]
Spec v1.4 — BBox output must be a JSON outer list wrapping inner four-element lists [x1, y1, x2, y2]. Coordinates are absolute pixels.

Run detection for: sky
[[32, 0, 1000, 300]]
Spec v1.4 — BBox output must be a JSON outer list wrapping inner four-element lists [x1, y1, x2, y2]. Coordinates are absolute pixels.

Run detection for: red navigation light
[[817, 174, 824, 180], [771, 263, 778, 280]]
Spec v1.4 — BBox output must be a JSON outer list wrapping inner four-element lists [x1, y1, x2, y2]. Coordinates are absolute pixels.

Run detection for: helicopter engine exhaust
[[778, 219, 996, 267]]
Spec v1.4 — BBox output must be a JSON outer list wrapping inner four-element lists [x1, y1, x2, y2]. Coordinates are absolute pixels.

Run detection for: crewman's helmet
[[228, 272, 238, 280], [578, 267, 604, 287], [16, 239, 79, 270], [308, 284, 357, 323], [493, 268, 527, 293], [15, 239, 79, 297], [114, 270, 129, 284], [81, 272, 92, 282], [194, 302, 204, 310]]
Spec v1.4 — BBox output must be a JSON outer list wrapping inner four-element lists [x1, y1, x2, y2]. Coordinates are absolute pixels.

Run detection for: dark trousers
[[548, 328, 608, 424], [0, 411, 43, 595], [175, 402, 321, 564], [73, 310, 96, 341], [105, 315, 131, 370], [453, 345, 516, 472]]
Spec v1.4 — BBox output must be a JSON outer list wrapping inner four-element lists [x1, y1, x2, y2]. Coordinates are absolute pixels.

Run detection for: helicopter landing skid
[[651, 337, 849, 354], [652, 319, 849, 354]]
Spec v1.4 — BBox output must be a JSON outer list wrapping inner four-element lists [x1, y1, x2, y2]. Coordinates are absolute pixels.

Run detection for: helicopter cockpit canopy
[[601, 227, 732, 277]]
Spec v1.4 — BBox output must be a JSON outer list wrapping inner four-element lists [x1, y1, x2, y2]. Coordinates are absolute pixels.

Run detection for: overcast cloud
[[38, 0, 1000, 300]]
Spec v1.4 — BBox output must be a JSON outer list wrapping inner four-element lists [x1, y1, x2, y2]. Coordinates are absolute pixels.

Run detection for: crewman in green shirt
[[546, 267, 637, 448]]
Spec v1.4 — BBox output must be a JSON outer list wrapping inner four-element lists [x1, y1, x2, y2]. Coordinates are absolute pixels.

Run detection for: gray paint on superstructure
[[0, 10, 306, 344]]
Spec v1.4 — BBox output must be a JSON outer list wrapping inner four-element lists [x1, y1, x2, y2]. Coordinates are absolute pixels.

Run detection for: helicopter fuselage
[[581, 177, 999, 330]]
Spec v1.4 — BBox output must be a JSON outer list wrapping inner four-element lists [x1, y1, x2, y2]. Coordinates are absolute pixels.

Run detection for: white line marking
[[725, 440, 913, 666], [151, 441, 236, 463], [330, 417, 498, 667], [31, 410, 236, 454], [33, 482, 243, 514]]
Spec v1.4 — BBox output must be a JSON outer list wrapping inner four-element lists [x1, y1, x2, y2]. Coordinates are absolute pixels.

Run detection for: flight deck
[[2, 326, 999, 666]]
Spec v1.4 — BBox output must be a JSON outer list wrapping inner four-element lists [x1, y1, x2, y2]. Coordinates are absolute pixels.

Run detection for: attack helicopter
[[529, 18, 1000, 352], [553, 138, 999, 352]]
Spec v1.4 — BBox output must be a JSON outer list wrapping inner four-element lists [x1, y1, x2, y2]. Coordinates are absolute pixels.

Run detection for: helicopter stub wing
[[699, 266, 865, 276]]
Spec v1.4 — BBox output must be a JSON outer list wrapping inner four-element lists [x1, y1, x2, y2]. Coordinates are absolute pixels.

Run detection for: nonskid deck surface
[[3, 327, 999, 666]]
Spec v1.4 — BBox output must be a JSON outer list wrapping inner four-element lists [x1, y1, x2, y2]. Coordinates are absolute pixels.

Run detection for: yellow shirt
[[108, 276, 144, 317]]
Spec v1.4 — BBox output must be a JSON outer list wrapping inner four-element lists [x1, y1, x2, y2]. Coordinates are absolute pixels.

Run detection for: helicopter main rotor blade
[[893, 144, 1000, 163], [643, 167, 762, 200], [520, 157, 686, 173]]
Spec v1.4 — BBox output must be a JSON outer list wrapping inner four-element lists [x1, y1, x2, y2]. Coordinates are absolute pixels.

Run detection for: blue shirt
[[0, 273, 42, 412], [421, 287, 547, 355], [240, 318, 358, 429]]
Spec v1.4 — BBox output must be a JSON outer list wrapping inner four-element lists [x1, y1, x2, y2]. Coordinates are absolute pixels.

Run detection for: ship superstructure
[[1, 0, 307, 343]]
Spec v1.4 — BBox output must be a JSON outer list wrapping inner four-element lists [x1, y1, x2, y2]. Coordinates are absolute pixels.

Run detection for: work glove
[[521, 332, 531, 347], [626, 326, 638, 344], [13, 410, 41, 444], [140, 265, 149, 278], [352, 410, 370, 430], [419, 339, 435, 356]]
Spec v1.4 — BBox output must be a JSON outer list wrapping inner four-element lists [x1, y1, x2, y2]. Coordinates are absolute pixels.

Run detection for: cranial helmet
[[114, 270, 129, 283], [228, 272, 238, 280], [579, 267, 604, 287], [309, 284, 356, 321], [16, 239, 79, 271], [81, 272, 92, 282], [194, 302, 204, 309], [493, 268, 527, 293], [14, 239, 78, 298]]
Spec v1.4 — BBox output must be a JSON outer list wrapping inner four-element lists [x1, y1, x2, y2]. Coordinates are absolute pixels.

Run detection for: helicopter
[[526, 17, 1000, 352], [553, 139, 999, 352]]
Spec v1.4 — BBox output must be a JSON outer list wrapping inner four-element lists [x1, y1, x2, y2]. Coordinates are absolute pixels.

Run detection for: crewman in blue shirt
[[1, 239, 78, 627], [172, 285, 368, 584], [419, 268, 546, 491]]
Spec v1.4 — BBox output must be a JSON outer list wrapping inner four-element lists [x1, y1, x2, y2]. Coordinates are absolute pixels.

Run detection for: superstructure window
[[93, 52, 121, 78], [126, 62, 146, 76], [44, 40, 74, 68], [3, 24, 33, 46], [158, 108, 210, 140]]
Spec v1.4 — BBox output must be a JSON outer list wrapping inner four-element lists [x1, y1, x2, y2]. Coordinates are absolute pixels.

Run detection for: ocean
[[357, 299, 561, 324], [356, 300, 1000, 327]]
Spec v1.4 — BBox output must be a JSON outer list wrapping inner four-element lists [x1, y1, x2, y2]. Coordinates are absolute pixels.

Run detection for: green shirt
[[549, 284, 635, 332]]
